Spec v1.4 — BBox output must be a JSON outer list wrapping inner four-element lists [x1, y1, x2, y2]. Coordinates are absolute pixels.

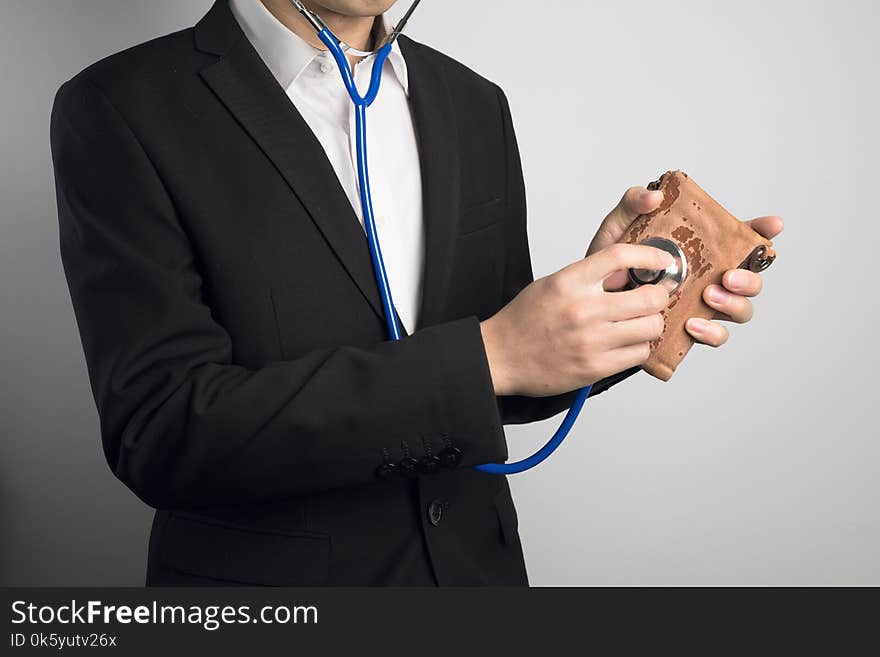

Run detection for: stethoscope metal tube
[[291, 0, 421, 54], [291, 0, 595, 475]]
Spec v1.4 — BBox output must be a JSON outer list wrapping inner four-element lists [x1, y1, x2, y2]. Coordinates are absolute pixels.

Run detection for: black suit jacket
[[50, 0, 634, 586]]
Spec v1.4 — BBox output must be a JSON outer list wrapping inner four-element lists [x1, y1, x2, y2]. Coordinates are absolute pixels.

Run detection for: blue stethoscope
[[290, 0, 593, 475]]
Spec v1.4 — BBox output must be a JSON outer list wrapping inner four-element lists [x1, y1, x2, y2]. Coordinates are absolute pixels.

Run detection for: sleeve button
[[419, 455, 441, 474], [398, 457, 420, 478], [439, 447, 463, 468], [375, 462, 397, 480]]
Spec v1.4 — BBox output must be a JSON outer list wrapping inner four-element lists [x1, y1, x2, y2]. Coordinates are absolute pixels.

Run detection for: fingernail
[[687, 318, 708, 334], [708, 286, 731, 304], [726, 270, 747, 290]]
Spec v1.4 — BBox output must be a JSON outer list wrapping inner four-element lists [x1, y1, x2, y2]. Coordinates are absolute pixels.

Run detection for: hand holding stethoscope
[[287, 0, 783, 475]]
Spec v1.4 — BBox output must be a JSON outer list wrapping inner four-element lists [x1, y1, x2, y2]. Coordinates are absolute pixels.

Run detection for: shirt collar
[[229, 0, 409, 95]]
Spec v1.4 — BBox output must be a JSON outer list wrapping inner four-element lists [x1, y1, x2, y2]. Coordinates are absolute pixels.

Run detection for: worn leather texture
[[621, 171, 777, 381]]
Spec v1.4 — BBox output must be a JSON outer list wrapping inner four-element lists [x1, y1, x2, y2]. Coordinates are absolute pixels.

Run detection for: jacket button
[[398, 457, 420, 478], [375, 462, 397, 480], [427, 499, 445, 526], [439, 447, 463, 468], [419, 455, 441, 474]]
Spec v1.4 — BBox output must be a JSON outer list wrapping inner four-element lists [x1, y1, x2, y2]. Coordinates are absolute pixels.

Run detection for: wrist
[[480, 316, 515, 397]]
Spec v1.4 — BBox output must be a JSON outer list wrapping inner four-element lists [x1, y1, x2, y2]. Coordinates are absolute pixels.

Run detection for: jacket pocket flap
[[160, 513, 330, 586]]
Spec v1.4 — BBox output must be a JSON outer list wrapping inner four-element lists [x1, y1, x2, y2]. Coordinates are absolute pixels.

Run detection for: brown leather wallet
[[620, 171, 777, 381]]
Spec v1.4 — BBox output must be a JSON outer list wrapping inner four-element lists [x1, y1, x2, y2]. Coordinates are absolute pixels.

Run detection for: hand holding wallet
[[619, 171, 777, 381]]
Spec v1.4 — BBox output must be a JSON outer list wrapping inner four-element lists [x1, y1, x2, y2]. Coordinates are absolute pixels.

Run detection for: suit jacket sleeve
[[50, 75, 508, 509], [492, 85, 639, 425]]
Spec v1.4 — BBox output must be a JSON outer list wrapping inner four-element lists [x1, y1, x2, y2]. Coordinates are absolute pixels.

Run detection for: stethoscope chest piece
[[628, 237, 688, 294]]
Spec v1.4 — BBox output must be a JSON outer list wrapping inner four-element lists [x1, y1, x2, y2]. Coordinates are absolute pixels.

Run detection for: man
[[50, 0, 783, 586]]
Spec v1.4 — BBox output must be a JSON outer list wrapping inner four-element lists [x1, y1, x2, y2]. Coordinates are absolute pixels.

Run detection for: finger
[[611, 187, 665, 226], [583, 243, 674, 283], [746, 215, 784, 239], [601, 342, 653, 375], [603, 270, 631, 292], [704, 285, 754, 323], [686, 318, 729, 347], [607, 313, 665, 348], [604, 284, 669, 321], [722, 269, 762, 297], [587, 187, 664, 255]]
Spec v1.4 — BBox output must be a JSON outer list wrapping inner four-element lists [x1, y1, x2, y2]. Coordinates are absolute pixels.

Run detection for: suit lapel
[[194, 3, 461, 333], [399, 38, 462, 329], [196, 1, 388, 323]]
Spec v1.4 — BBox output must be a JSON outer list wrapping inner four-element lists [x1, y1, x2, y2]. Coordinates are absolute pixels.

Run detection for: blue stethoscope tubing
[[318, 28, 593, 475]]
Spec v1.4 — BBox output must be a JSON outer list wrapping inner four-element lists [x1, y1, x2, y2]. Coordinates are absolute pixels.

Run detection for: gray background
[[1, 0, 877, 586]]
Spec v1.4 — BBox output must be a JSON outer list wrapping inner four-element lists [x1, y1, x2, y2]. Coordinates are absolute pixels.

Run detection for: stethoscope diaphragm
[[629, 237, 688, 294]]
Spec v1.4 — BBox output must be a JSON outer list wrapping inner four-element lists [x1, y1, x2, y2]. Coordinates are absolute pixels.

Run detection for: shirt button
[[427, 500, 445, 527], [320, 60, 334, 74]]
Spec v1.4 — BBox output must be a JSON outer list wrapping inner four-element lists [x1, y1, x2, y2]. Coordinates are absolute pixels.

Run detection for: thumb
[[586, 187, 664, 256]]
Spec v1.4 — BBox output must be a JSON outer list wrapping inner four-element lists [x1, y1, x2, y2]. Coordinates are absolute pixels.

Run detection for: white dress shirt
[[229, 0, 425, 334]]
